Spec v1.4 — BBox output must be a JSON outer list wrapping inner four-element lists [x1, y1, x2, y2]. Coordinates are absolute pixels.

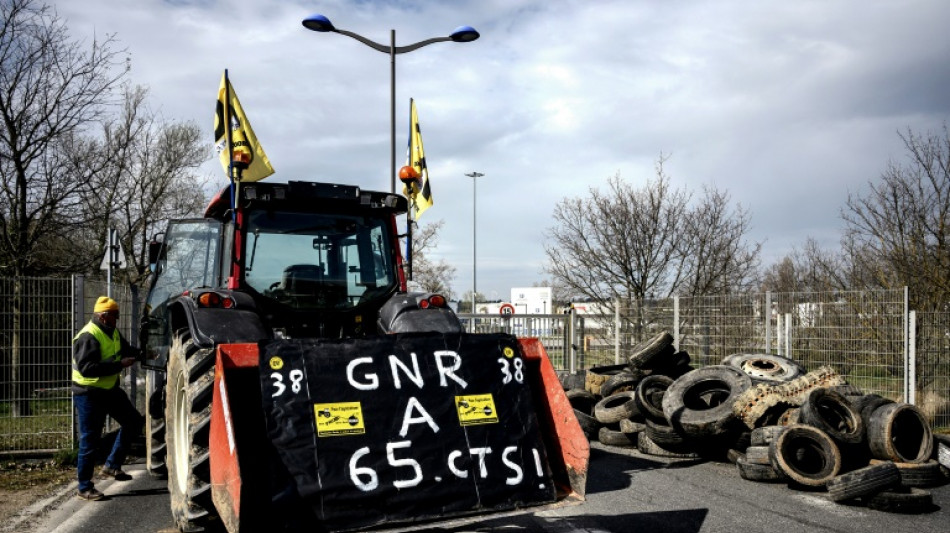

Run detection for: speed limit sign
[[499, 303, 516, 316]]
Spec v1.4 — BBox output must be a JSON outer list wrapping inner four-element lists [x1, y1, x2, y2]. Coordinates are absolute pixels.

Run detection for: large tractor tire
[[145, 370, 167, 478], [166, 331, 218, 532]]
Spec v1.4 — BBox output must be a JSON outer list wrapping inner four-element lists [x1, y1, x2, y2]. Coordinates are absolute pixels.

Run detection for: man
[[72, 296, 145, 501]]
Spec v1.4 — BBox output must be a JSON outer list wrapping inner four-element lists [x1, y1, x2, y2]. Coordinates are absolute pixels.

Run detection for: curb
[[2, 480, 76, 533]]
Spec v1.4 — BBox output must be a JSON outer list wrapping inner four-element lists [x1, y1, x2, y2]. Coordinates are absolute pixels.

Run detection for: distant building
[[510, 287, 553, 315]]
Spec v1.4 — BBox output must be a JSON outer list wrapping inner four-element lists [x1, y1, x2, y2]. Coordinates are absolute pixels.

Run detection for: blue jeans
[[74, 387, 144, 492]]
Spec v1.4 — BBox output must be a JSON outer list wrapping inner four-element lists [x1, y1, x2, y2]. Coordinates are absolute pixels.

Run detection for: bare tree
[[74, 85, 209, 284], [0, 0, 126, 416], [544, 157, 761, 336], [679, 186, 760, 295], [407, 219, 456, 298], [760, 238, 853, 294], [0, 0, 126, 276], [842, 125, 950, 311]]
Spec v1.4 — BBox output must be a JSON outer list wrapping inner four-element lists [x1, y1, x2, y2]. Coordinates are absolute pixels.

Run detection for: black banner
[[259, 332, 556, 531]]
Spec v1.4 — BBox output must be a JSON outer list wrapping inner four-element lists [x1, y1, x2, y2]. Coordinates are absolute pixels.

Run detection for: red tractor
[[141, 181, 587, 532]]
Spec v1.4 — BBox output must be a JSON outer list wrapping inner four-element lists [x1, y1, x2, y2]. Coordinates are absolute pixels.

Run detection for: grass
[[0, 452, 74, 491], [0, 398, 73, 452]]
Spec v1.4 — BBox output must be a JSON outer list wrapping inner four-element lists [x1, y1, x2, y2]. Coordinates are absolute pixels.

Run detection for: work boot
[[77, 488, 105, 501], [98, 466, 132, 481]]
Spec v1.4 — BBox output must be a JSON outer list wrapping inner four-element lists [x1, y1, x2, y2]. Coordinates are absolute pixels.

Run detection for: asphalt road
[[27, 444, 950, 533]]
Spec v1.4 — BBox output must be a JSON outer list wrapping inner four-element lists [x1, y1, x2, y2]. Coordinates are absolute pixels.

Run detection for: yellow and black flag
[[405, 99, 433, 219], [214, 71, 274, 182]]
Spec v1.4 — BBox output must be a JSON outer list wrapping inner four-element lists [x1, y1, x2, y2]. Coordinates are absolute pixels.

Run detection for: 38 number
[[270, 369, 305, 397], [497, 357, 524, 384]]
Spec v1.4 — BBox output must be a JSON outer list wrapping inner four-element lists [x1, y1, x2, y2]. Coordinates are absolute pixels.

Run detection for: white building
[[510, 287, 553, 315]]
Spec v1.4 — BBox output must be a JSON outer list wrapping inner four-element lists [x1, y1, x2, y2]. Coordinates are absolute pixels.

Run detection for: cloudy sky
[[57, 0, 950, 301]]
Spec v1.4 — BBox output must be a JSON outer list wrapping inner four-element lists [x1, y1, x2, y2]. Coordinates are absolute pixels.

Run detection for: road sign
[[499, 303, 516, 316], [100, 228, 128, 270]]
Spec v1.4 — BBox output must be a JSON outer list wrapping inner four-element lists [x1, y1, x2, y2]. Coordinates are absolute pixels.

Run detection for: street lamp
[[465, 171, 483, 322], [302, 14, 480, 193]]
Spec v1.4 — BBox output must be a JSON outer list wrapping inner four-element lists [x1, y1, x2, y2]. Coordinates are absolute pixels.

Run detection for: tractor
[[140, 180, 588, 532]]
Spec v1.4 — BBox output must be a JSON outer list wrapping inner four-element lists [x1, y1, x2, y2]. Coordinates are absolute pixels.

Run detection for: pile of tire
[[558, 331, 949, 514], [735, 383, 946, 513]]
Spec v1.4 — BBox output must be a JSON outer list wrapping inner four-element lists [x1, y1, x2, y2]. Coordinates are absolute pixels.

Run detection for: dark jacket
[[71, 316, 141, 395]]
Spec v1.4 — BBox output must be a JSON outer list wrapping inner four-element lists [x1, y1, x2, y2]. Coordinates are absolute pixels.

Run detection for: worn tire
[[827, 461, 901, 502], [566, 388, 597, 415], [145, 371, 167, 479], [870, 459, 945, 488], [778, 407, 801, 426], [744, 445, 772, 465], [585, 363, 628, 396], [619, 418, 646, 434], [751, 426, 786, 447], [736, 455, 786, 482], [938, 439, 950, 470], [641, 348, 690, 374], [850, 393, 893, 426], [627, 332, 674, 369], [662, 365, 752, 439], [867, 403, 933, 463], [637, 432, 700, 459], [799, 388, 864, 445], [599, 426, 637, 447], [635, 375, 673, 423], [864, 487, 935, 514], [600, 369, 644, 398], [560, 370, 586, 391], [166, 331, 217, 532], [574, 409, 601, 440], [769, 424, 842, 487], [645, 418, 688, 449], [726, 448, 744, 464], [722, 353, 805, 383], [594, 391, 638, 424]]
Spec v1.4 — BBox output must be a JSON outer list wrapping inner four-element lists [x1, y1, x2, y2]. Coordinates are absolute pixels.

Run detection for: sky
[[56, 0, 950, 302]]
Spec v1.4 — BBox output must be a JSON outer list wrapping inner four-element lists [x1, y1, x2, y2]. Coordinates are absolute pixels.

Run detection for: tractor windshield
[[244, 210, 397, 310]]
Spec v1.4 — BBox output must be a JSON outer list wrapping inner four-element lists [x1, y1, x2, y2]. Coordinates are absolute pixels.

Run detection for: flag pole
[[225, 69, 237, 223], [406, 98, 414, 281]]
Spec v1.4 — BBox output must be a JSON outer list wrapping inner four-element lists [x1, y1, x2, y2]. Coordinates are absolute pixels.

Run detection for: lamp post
[[302, 14, 479, 193], [465, 171, 483, 322]]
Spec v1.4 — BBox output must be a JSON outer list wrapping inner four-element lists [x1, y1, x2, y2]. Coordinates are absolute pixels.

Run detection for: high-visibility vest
[[71, 322, 121, 389]]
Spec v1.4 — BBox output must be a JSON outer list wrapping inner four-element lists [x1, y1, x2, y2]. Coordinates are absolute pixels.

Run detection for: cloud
[[56, 0, 950, 299]]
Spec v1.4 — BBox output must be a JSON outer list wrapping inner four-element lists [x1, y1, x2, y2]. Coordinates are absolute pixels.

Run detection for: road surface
[[25, 444, 950, 533]]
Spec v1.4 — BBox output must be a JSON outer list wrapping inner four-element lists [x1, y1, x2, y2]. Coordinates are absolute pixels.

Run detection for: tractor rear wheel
[[166, 331, 218, 532]]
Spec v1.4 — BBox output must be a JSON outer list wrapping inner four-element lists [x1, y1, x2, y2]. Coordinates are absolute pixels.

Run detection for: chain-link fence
[[2, 280, 948, 456], [462, 288, 947, 431], [914, 310, 950, 431], [0, 276, 139, 456]]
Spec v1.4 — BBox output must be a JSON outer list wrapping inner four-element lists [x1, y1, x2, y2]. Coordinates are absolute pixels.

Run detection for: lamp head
[[302, 14, 335, 32], [450, 26, 480, 43]]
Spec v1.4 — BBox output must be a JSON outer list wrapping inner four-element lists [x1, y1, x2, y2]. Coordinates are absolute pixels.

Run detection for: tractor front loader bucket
[[209, 333, 589, 533]]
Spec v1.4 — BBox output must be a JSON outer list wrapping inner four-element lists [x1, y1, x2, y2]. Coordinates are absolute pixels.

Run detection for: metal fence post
[[673, 295, 680, 351], [908, 309, 916, 405], [776, 313, 783, 356], [784, 312, 792, 357], [765, 291, 772, 353], [71, 274, 84, 450], [614, 298, 620, 364], [567, 308, 576, 374], [902, 286, 914, 403]]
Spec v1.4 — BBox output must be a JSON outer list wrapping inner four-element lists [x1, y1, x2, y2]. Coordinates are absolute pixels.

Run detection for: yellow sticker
[[455, 394, 499, 426], [269, 357, 284, 370], [314, 402, 366, 437], [502, 347, 515, 359]]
